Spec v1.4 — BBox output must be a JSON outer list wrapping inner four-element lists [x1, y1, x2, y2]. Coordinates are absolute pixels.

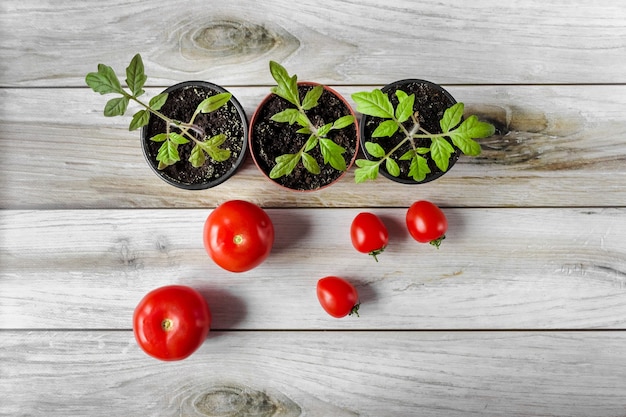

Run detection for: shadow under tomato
[[196, 287, 247, 333]]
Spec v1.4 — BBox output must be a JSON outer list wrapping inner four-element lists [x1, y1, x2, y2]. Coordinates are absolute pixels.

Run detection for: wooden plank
[[2, 330, 626, 416], [1, 85, 625, 209], [1, 0, 625, 86], [2, 208, 625, 330]]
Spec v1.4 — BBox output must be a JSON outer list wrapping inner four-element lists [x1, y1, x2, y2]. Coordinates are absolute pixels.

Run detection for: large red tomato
[[406, 200, 448, 248], [133, 285, 211, 361], [203, 200, 275, 272], [316, 276, 360, 318]]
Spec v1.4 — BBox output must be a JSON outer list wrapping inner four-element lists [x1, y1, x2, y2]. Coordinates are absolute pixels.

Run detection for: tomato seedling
[[133, 285, 211, 361], [350, 212, 389, 262], [406, 200, 448, 248], [316, 276, 360, 318], [203, 200, 275, 272]]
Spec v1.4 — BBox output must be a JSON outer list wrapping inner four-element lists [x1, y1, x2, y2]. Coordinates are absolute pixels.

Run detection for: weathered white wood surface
[[2, 0, 626, 415]]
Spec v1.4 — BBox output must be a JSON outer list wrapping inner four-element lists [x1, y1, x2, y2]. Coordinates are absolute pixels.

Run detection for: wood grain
[[2, 330, 626, 417], [1, 85, 625, 209], [2, 208, 625, 330], [1, 0, 625, 86]]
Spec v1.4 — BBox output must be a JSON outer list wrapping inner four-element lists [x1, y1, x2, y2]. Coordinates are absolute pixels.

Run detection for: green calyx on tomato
[[316, 276, 360, 318], [406, 200, 448, 249], [203, 200, 275, 273], [350, 212, 389, 262]]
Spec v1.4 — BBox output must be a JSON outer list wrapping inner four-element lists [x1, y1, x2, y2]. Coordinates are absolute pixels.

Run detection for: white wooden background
[[1, 1, 626, 416]]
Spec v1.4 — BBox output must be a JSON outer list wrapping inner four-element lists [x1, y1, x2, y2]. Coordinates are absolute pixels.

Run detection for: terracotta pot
[[141, 81, 248, 190]]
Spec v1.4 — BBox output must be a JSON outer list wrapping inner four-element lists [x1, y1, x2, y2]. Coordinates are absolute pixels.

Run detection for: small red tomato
[[316, 276, 360, 318], [406, 200, 448, 248], [350, 212, 389, 262], [203, 200, 275, 272], [133, 285, 211, 361]]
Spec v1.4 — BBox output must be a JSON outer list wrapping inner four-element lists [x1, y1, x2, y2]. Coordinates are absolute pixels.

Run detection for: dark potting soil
[[251, 85, 358, 191], [362, 81, 461, 183], [143, 84, 246, 187]]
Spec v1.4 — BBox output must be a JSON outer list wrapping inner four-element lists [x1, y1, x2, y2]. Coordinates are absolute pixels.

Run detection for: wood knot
[[193, 384, 301, 417], [193, 20, 278, 57]]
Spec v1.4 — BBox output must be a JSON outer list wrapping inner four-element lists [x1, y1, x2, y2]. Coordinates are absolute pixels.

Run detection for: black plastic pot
[[141, 81, 248, 190], [359, 79, 461, 184]]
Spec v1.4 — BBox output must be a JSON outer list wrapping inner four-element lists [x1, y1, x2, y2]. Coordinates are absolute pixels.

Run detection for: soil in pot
[[250, 84, 358, 191], [361, 80, 460, 184], [143, 82, 247, 189]]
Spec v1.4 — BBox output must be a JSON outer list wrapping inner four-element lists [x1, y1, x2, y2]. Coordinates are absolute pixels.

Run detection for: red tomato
[[133, 285, 211, 361], [406, 200, 448, 248], [203, 200, 275, 272], [350, 212, 389, 262], [316, 276, 360, 318]]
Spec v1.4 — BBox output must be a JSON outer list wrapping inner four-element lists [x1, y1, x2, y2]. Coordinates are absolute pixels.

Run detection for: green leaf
[[207, 133, 227, 147], [354, 159, 380, 183], [271, 108, 301, 125], [168, 132, 189, 145], [129, 109, 149, 130], [301, 152, 321, 174], [156, 141, 180, 167], [409, 154, 431, 182], [269, 61, 299, 106], [332, 115, 355, 130], [301, 85, 323, 110], [198, 93, 232, 113], [351, 89, 394, 119], [448, 115, 494, 156], [385, 158, 400, 177], [364, 141, 385, 158], [416, 147, 431, 154], [395, 90, 408, 102], [440, 102, 464, 132], [372, 120, 399, 137], [104, 96, 129, 117], [210, 148, 231, 162], [399, 150, 415, 161], [149, 93, 168, 111], [125, 53, 147, 97], [270, 153, 300, 179], [304, 135, 318, 152], [297, 127, 312, 134], [85, 63, 124, 95], [319, 138, 346, 171], [395, 93, 415, 123], [196, 135, 231, 162], [189, 144, 206, 168], [317, 123, 333, 138], [149, 133, 168, 142], [430, 136, 455, 172]]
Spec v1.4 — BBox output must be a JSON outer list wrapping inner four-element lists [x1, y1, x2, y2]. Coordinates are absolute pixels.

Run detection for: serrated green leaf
[[301, 85, 323, 110], [271, 108, 301, 125], [430, 136, 455, 172], [332, 115, 355, 130], [364, 141, 385, 158], [399, 150, 415, 161], [211, 148, 231, 162], [372, 120, 399, 137], [354, 159, 380, 183], [395, 93, 415, 123], [126, 53, 147, 97], [395, 90, 408, 102], [129, 109, 149, 131], [385, 158, 400, 177], [269, 61, 300, 106], [85, 64, 123, 95], [104, 96, 129, 117], [189, 144, 206, 168], [207, 133, 227, 147], [168, 132, 189, 145], [297, 127, 312, 134], [156, 140, 180, 167], [304, 135, 318, 152], [198, 92, 232, 113], [416, 147, 431, 154], [301, 152, 320, 174], [270, 153, 300, 179], [319, 138, 346, 171], [351, 89, 394, 119], [448, 115, 494, 156], [409, 154, 431, 182], [149, 93, 168, 111], [150, 133, 168, 142], [317, 123, 333, 138], [440, 102, 464, 132]]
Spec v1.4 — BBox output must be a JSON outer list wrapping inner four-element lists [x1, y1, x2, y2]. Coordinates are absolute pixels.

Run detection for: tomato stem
[[349, 302, 361, 317], [430, 235, 446, 249], [369, 247, 386, 262], [161, 318, 174, 332]]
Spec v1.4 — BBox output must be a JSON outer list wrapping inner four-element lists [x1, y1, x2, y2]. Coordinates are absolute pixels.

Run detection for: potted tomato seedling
[[203, 200, 275, 272], [249, 61, 359, 191], [350, 212, 389, 262], [351, 79, 495, 184], [316, 276, 360, 318], [406, 200, 448, 248], [86, 54, 248, 189], [133, 285, 211, 361]]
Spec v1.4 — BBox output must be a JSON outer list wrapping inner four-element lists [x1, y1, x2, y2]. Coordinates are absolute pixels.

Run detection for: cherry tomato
[[350, 212, 389, 261], [203, 200, 275, 272], [316, 276, 360, 318], [133, 285, 211, 361], [406, 200, 448, 248]]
